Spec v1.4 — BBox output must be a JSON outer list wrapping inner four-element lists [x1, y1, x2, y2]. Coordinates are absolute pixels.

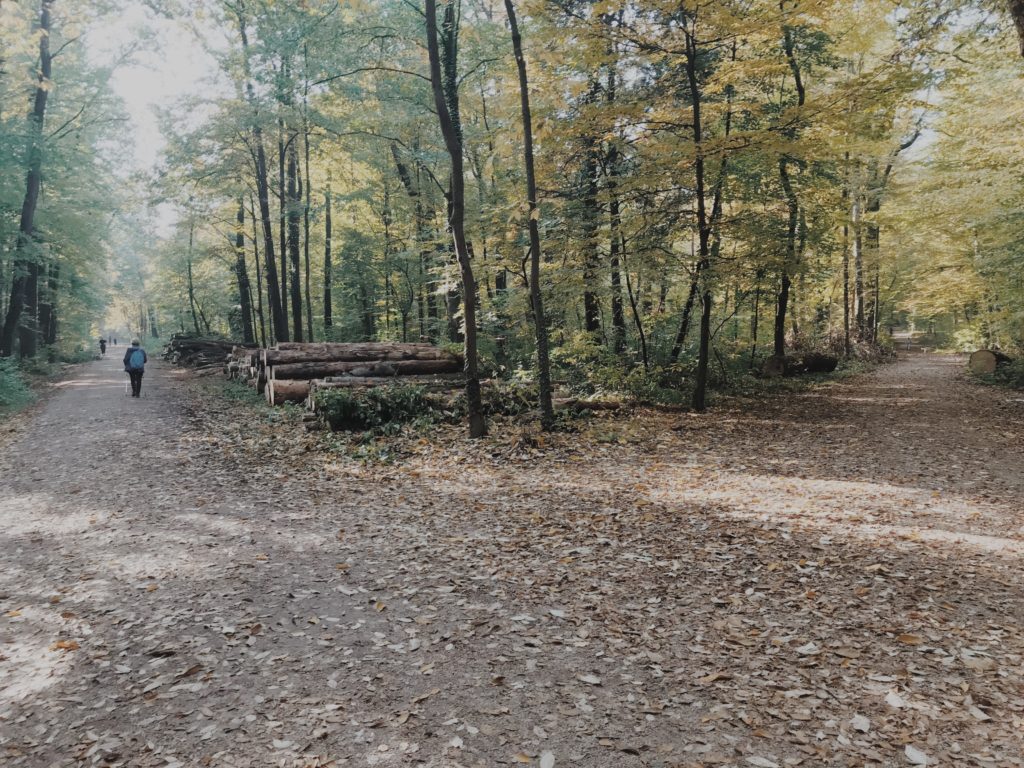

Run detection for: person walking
[[123, 339, 148, 397], [99, 338, 107, 355]]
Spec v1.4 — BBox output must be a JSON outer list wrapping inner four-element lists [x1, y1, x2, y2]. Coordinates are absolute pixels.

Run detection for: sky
[[87, 3, 220, 172], [85, 3, 224, 234]]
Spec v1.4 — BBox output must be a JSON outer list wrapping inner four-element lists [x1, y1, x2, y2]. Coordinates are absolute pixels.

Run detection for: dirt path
[[1, 352, 1022, 767]]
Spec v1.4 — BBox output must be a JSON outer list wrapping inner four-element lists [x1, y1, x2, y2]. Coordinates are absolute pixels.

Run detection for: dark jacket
[[124, 347, 148, 371]]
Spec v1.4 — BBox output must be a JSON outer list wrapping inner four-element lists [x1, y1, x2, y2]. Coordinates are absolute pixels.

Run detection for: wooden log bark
[[969, 349, 1012, 374], [263, 345, 457, 366], [271, 357, 461, 381], [267, 378, 311, 405]]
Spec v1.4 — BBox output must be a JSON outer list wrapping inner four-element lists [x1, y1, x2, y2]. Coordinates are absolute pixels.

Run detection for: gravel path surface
[[1, 350, 1022, 767]]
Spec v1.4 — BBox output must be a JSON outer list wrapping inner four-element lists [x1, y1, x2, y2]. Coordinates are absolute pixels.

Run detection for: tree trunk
[[1, 0, 52, 358], [426, 0, 486, 437], [148, 304, 159, 340], [288, 142, 303, 341], [302, 48, 314, 342], [39, 262, 58, 346], [1010, 0, 1024, 56], [279, 118, 289, 328], [842, 154, 851, 356], [775, 157, 797, 357], [774, 21, 806, 358], [237, 12, 287, 343], [853, 193, 865, 339], [581, 142, 601, 336], [504, 0, 555, 430], [187, 221, 201, 335], [249, 194, 267, 347], [235, 200, 255, 345], [323, 187, 333, 329]]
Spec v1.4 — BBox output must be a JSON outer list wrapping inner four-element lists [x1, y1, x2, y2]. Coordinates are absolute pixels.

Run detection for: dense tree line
[[2, 0, 1022, 431]]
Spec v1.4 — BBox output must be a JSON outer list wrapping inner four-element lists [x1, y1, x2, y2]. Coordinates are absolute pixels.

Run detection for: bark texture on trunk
[[504, 0, 555, 429], [426, 0, 486, 437], [1, 0, 52, 358]]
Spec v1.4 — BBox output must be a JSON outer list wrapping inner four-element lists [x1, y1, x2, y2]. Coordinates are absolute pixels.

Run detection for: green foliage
[[315, 384, 442, 433], [551, 332, 688, 405], [0, 359, 36, 413], [980, 359, 1024, 390]]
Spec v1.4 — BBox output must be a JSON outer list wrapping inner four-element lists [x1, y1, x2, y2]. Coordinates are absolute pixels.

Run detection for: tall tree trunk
[[853, 192, 865, 339], [249, 194, 267, 347], [279, 119, 289, 327], [287, 142, 303, 341], [750, 269, 762, 368], [775, 158, 797, 356], [504, 0, 554, 430], [235, 199, 255, 345], [581, 142, 601, 336], [1010, 0, 1024, 56], [187, 221, 201, 335], [685, 25, 713, 412], [148, 305, 159, 339], [40, 262, 58, 346], [426, 0, 486, 437], [1, 0, 52, 358], [608, 149, 626, 355], [302, 45, 314, 342], [237, 12, 287, 342], [842, 154, 851, 356], [323, 187, 333, 330], [774, 17, 806, 357]]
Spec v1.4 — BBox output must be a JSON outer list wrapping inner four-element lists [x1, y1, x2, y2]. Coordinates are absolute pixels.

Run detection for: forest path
[[1, 351, 1023, 767]]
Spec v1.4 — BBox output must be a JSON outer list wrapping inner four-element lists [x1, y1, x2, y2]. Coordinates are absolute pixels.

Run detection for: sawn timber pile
[[243, 342, 464, 406], [163, 334, 250, 368]]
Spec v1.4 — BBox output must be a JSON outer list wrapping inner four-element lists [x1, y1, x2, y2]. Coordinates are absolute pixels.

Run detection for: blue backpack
[[128, 349, 145, 371]]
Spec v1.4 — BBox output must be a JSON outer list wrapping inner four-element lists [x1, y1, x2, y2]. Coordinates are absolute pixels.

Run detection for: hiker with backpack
[[123, 339, 148, 397]]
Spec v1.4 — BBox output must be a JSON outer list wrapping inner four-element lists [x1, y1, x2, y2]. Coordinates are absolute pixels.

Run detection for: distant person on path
[[99, 338, 107, 355], [123, 339, 148, 398]]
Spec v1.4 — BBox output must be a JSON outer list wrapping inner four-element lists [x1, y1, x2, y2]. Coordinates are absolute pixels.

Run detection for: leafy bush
[[985, 358, 1024, 389], [0, 359, 35, 412], [315, 384, 443, 432]]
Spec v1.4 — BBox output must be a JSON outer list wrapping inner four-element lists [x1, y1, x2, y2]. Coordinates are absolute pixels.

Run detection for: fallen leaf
[[577, 674, 601, 685], [905, 744, 930, 765], [540, 750, 555, 768]]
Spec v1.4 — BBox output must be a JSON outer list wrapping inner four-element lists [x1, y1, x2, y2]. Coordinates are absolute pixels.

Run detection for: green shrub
[[315, 384, 444, 432], [0, 359, 36, 413], [444, 380, 539, 417], [986, 358, 1024, 389]]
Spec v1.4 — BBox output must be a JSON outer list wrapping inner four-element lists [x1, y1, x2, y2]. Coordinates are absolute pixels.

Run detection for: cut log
[[969, 349, 1012, 374], [266, 379, 311, 406], [263, 346, 455, 366], [271, 357, 461, 381]]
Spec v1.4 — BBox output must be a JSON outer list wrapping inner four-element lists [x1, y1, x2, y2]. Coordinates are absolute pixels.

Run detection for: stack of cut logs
[[164, 334, 246, 368], [229, 342, 464, 406]]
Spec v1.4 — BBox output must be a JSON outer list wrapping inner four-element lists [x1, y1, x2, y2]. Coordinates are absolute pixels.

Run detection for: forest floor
[[2, 348, 1023, 768]]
